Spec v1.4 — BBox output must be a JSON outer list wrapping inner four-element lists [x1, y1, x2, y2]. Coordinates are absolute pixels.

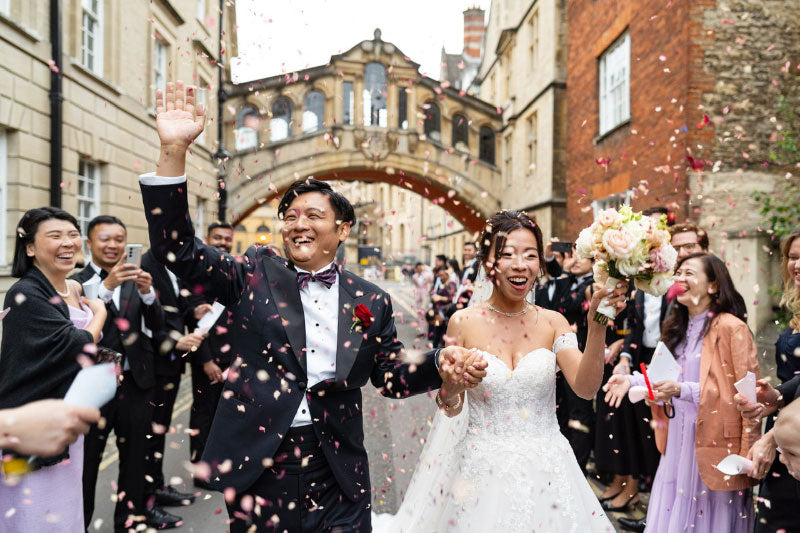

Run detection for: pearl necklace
[[55, 282, 70, 298], [487, 303, 530, 317]]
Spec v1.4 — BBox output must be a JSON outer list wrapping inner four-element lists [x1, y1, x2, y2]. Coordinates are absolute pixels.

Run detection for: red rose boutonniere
[[351, 303, 374, 332]]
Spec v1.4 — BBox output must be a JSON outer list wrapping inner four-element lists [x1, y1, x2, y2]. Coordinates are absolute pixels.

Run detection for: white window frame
[[526, 113, 537, 176], [591, 190, 633, 219], [81, 0, 103, 76], [196, 0, 205, 21], [77, 159, 100, 238], [0, 129, 7, 265], [195, 199, 205, 236], [598, 32, 630, 135], [0, 0, 10, 16], [154, 37, 168, 96], [529, 10, 539, 71], [195, 80, 208, 146]]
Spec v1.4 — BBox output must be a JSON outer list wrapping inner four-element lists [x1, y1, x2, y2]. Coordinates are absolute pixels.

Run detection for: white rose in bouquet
[[602, 228, 638, 260], [595, 208, 624, 229], [593, 261, 610, 285], [635, 271, 674, 296], [575, 227, 595, 259], [615, 256, 642, 277]]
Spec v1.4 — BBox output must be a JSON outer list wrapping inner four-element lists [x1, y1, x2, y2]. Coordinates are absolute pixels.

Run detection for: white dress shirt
[[84, 261, 156, 370], [292, 262, 339, 427], [642, 293, 662, 348]]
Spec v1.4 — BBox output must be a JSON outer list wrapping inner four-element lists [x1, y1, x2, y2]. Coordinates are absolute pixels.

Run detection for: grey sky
[[232, 0, 491, 83]]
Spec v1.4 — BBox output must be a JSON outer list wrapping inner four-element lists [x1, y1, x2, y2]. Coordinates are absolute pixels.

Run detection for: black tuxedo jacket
[[621, 290, 670, 365], [72, 266, 164, 389], [141, 250, 196, 376], [140, 181, 442, 500]]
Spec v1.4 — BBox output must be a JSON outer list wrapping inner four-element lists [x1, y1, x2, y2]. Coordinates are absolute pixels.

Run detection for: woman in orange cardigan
[[605, 253, 760, 532]]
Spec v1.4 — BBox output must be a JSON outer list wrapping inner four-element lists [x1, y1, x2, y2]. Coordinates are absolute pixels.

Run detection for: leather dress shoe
[[618, 517, 646, 532], [156, 485, 196, 506], [601, 493, 639, 513], [145, 505, 183, 529]]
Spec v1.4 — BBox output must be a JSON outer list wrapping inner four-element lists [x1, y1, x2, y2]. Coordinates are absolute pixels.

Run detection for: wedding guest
[[669, 223, 709, 260], [0, 207, 107, 531], [73, 215, 168, 531], [412, 263, 434, 336], [430, 267, 458, 347], [555, 252, 595, 473], [187, 223, 236, 484], [605, 253, 760, 532], [0, 400, 100, 457], [447, 258, 461, 283], [141, 249, 205, 510], [598, 207, 671, 521], [774, 399, 800, 481], [430, 254, 448, 293], [460, 241, 479, 286], [732, 228, 800, 533]]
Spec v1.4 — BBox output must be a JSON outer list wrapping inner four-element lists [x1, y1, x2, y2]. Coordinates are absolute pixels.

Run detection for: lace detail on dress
[[552, 332, 578, 354]]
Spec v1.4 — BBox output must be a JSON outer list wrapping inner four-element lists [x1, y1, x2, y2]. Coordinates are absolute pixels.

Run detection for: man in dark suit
[[185, 223, 235, 478], [140, 249, 206, 521], [138, 82, 480, 532], [73, 216, 166, 531]]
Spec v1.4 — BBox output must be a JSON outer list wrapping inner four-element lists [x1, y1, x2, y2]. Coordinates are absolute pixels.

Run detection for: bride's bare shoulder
[[449, 305, 485, 328], [539, 307, 569, 329]]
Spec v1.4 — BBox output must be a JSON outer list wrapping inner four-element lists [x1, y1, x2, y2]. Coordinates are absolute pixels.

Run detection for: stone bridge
[[221, 30, 503, 233]]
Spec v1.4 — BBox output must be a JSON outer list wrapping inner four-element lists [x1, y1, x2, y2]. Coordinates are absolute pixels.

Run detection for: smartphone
[[551, 241, 574, 254], [124, 244, 143, 267]]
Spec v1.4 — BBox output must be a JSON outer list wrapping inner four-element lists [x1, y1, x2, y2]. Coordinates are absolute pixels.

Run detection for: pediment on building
[[329, 28, 420, 72]]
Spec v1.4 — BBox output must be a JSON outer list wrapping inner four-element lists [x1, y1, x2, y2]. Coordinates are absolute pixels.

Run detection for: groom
[[139, 82, 483, 532]]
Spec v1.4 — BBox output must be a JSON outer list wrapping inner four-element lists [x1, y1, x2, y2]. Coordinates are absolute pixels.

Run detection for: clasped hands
[[437, 346, 488, 398]]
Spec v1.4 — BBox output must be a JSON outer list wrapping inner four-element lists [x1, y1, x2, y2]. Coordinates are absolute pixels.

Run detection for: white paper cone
[[716, 454, 752, 475]]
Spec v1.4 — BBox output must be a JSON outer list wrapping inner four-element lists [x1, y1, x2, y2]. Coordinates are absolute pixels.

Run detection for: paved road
[[91, 279, 636, 531]]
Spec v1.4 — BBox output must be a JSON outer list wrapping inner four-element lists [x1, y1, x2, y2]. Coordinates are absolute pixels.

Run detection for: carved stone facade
[[0, 0, 225, 296]]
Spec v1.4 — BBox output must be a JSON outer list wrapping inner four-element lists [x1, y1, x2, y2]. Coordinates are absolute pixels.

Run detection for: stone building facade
[[0, 0, 225, 294], [470, 0, 568, 240], [566, 0, 800, 329]]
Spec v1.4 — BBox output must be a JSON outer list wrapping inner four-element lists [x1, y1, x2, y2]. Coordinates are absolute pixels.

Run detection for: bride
[[373, 210, 625, 532]]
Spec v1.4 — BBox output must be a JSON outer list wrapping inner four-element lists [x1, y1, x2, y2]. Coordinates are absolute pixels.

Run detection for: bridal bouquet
[[575, 205, 677, 324]]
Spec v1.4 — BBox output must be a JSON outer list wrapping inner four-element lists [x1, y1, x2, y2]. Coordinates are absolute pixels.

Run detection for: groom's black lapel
[[335, 271, 371, 384], [262, 256, 307, 373]]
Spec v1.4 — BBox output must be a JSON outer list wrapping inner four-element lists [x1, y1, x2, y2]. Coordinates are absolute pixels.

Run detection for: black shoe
[[618, 517, 646, 532], [600, 493, 639, 513], [156, 485, 196, 506], [193, 477, 215, 491], [145, 506, 183, 529], [598, 491, 621, 503]]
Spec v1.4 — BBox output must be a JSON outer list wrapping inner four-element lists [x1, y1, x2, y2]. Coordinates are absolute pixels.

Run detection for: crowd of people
[[0, 208, 240, 530], [406, 208, 800, 533], [1, 79, 800, 533]]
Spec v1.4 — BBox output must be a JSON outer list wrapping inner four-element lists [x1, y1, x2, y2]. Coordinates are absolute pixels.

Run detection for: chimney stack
[[462, 7, 485, 59]]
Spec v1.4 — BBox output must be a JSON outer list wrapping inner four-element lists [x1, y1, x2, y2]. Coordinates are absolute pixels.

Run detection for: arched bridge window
[[364, 62, 387, 127], [479, 126, 495, 165], [270, 97, 292, 142], [302, 90, 324, 133], [235, 106, 259, 151], [452, 113, 469, 150], [423, 101, 441, 141]]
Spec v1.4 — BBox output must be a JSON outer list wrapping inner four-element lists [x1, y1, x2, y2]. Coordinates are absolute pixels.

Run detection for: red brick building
[[565, 0, 799, 328]]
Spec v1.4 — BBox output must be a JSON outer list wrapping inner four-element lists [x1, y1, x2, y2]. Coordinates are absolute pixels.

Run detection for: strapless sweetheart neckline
[[474, 347, 554, 372]]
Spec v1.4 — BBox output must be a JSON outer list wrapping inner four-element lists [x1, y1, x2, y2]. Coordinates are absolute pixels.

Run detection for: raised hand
[[156, 81, 206, 149], [747, 430, 777, 480]]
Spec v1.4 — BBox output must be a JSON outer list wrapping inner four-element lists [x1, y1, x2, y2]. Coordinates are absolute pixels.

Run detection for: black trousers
[[144, 372, 181, 496], [83, 371, 154, 531], [226, 425, 371, 533], [556, 373, 594, 473], [189, 361, 224, 462]]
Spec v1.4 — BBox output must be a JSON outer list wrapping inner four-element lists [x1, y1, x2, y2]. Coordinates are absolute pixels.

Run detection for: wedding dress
[[373, 268, 614, 532]]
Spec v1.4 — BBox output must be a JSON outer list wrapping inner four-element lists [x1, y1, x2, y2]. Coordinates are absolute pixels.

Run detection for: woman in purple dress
[[604, 253, 759, 532], [0, 207, 106, 531]]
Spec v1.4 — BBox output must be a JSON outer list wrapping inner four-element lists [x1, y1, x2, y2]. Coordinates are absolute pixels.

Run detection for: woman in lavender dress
[[0, 208, 106, 531], [605, 253, 760, 533]]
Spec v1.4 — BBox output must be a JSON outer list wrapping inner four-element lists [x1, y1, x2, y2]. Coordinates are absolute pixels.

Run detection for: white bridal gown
[[373, 334, 615, 532]]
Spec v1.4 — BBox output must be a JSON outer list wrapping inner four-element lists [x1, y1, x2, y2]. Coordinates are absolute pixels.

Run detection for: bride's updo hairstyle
[[477, 210, 545, 281]]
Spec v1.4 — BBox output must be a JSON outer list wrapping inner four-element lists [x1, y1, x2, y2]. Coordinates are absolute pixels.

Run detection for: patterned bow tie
[[296, 264, 339, 290]]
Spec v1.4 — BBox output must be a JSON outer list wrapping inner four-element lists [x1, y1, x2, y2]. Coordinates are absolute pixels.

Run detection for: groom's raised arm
[[140, 81, 257, 306]]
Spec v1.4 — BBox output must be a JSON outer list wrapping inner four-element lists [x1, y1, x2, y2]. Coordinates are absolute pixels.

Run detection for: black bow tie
[[98, 269, 109, 280], [296, 264, 338, 290]]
